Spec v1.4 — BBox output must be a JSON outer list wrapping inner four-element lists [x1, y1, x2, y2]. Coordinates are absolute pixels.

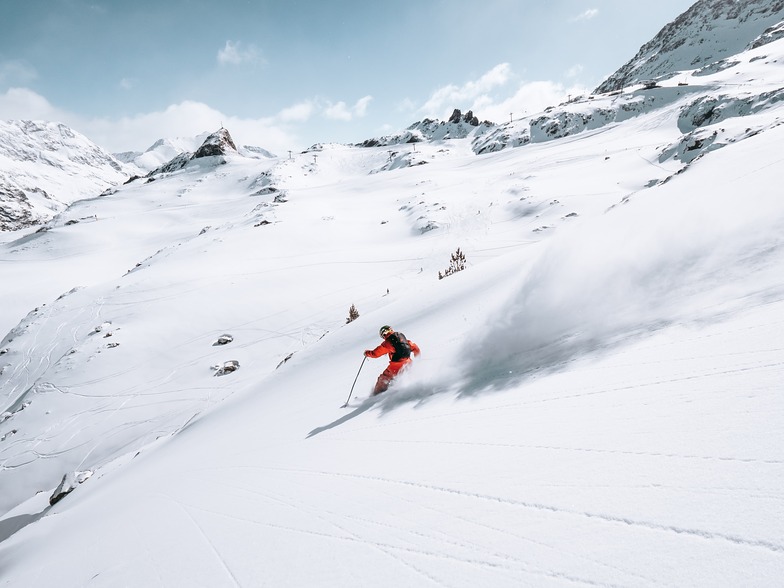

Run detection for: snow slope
[[1, 20, 784, 588]]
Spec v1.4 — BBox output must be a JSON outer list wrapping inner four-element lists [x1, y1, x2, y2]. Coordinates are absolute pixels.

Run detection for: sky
[[0, 0, 696, 155]]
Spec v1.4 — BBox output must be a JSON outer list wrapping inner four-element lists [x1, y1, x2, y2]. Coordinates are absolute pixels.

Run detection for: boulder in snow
[[213, 334, 234, 346], [49, 470, 93, 506], [212, 360, 240, 376]]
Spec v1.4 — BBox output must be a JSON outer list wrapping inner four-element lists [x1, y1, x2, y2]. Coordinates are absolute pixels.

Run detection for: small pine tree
[[438, 247, 467, 280], [346, 304, 360, 323]]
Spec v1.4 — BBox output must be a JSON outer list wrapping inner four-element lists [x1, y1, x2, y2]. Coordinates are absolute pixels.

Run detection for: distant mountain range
[[0, 125, 276, 232], [2, 0, 783, 233]]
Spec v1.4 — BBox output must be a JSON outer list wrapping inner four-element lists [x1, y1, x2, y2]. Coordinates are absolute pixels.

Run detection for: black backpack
[[387, 332, 412, 361]]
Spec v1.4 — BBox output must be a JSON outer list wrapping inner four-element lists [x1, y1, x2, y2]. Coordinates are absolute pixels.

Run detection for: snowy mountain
[[595, 0, 784, 93], [112, 133, 211, 175], [2, 4, 784, 587], [473, 2, 784, 158], [115, 131, 276, 176], [0, 120, 127, 231]]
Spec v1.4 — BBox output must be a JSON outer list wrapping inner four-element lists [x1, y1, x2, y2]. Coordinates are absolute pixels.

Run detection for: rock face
[[595, 0, 784, 93], [193, 127, 238, 159], [0, 120, 127, 231], [49, 470, 93, 506], [448, 109, 480, 126]]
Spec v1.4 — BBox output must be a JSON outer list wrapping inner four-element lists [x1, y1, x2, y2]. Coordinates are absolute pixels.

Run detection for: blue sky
[[0, 0, 695, 155]]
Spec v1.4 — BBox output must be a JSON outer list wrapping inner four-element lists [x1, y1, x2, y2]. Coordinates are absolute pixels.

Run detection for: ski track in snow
[[168, 482, 621, 588], [233, 465, 784, 556], [175, 501, 243, 588], [321, 436, 784, 468]]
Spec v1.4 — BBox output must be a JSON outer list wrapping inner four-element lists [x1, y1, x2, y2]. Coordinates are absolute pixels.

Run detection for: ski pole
[[341, 356, 367, 408]]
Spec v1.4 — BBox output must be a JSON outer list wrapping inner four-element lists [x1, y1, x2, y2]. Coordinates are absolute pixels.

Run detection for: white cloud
[[420, 63, 513, 116], [479, 80, 588, 123], [278, 100, 316, 123], [217, 41, 265, 66], [324, 95, 373, 121], [325, 101, 352, 121], [0, 86, 381, 156], [0, 60, 38, 85], [565, 64, 584, 79], [416, 65, 589, 125], [353, 95, 372, 118], [0, 87, 61, 120], [0, 88, 299, 156], [396, 97, 417, 113], [84, 101, 297, 155], [119, 77, 135, 90], [573, 8, 599, 21]]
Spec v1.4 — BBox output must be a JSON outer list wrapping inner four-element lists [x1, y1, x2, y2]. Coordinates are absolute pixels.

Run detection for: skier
[[364, 325, 421, 395]]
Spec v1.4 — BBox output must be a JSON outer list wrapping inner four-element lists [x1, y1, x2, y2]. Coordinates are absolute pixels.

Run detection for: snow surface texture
[[1, 7, 784, 588]]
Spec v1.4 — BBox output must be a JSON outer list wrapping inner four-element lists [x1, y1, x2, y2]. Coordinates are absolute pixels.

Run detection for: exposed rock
[[192, 128, 238, 159], [49, 470, 93, 506], [213, 334, 234, 346], [750, 20, 784, 49], [276, 353, 294, 369], [448, 109, 480, 126], [212, 360, 240, 376]]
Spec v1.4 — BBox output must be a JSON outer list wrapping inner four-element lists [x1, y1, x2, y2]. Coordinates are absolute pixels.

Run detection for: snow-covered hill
[[0, 120, 127, 231], [1, 4, 784, 586]]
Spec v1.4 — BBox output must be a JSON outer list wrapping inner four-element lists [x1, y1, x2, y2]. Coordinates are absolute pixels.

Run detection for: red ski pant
[[373, 359, 411, 395]]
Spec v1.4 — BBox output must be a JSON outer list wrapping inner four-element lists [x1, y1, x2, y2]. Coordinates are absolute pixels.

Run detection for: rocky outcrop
[[448, 109, 480, 126], [357, 109, 495, 148], [193, 127, 238, 159]]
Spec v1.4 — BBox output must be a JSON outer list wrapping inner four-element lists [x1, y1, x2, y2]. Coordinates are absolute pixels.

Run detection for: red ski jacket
[[365, 335, 420, 363]]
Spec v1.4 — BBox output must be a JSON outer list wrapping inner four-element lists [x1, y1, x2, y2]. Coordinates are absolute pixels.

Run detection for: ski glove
[[364, 350, 373, 357]]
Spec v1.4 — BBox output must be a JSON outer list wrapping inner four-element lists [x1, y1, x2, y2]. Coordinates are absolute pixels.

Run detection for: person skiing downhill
[[364, 325, 421, 395]]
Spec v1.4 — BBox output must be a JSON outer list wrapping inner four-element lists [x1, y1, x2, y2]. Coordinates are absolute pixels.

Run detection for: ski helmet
[[379, 325, 393, 338]]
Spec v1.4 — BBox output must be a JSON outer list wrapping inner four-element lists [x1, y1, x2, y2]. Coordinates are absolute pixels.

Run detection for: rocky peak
[[192, 127, 238, 159], [448, 109, 480, 126], [595, 0, 784, 93], [144, 128, 241, 177]]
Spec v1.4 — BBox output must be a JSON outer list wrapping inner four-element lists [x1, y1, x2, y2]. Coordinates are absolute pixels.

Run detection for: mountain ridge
[[0, 120, 127, 231], [595, 0, 784, 93]]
